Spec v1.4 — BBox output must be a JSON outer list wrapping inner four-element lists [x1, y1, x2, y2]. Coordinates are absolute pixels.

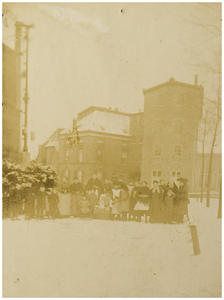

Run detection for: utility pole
[[15, 22, 34, 162]]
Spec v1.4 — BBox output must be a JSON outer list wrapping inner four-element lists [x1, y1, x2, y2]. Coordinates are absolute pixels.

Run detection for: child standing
[[78, 195, 91, 218], [110, 182, 122, 220], [87, 189, 98, 216], [163, 189, 175, 224]]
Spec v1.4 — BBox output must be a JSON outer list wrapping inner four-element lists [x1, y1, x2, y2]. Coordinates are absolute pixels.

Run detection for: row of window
[[152, 170, 181, 181], [75, 146, 181, 164], [153, 120, 182, 133], [155, 94, 186, 107], [155, 146, 181, 157]]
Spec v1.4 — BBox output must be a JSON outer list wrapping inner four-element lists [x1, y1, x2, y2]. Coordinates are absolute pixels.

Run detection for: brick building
[[36, 79, 221, 192], [58, 107, 133, 185], [2, 43, 21, 161], [141, 77, 204, 190]]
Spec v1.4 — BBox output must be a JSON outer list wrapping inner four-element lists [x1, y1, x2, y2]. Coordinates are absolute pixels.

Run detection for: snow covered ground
[[3, 198, 221, 297]]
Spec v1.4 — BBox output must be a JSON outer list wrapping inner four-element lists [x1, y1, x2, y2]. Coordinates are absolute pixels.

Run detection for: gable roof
[[143, 77, 203, 95]]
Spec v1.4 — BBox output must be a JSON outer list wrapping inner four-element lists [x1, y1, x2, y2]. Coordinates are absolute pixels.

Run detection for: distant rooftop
[[143, 76, 203, 94]]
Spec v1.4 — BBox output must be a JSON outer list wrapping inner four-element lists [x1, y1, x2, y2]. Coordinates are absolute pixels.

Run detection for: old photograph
[[2, 2, 222, 297]]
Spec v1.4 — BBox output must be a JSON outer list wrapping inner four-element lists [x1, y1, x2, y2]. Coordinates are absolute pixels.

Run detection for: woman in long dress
[[70, 177, 83, 217], [134, 181, 150, 223]]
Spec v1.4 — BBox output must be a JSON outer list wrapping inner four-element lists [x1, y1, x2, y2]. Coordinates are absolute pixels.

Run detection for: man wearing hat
[[85, 173, 104, 199]]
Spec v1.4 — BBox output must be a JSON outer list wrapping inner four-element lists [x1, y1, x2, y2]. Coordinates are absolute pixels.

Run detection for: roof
[[143, 77, 203, 95], [44, 128, 64, 152], [61, 110, 131, 137], [77, 106, 132, 120]]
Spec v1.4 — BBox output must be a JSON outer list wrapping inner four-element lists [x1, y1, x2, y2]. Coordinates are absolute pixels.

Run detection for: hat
[[177, 177, 188, 183], [153, 180, 158, 184]]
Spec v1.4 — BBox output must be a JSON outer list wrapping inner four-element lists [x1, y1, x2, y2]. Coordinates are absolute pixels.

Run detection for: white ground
[[3, 198, 221, 297]]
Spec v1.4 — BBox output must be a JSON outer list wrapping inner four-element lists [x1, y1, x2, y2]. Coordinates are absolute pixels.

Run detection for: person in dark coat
[[150, 180, 164, 223], [129, 181, 140, 221], [85, 173, 104, 199], [70, 177, 83, 217], [48, 188, 59, 219], [24, 182, 35, 220], [9, 184, 22, 220], [135, 181, 151, 223], [36, 181, 46, 220], [165, 180, 179, 199], [163, 189, 175, 224], [174, 177, 190, 223]]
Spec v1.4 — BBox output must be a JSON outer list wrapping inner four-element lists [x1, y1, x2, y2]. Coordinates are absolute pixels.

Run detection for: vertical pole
[[217, 178, 222, 219]]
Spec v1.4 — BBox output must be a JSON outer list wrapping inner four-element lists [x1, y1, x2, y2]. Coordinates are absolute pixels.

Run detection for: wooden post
[[190, 225, 201, 255], [217, 181, 222, 219]]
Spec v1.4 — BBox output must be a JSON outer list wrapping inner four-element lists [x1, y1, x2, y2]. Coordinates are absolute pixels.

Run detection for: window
[[121, 153, 127, 165], [171, 171, 182, 182], [175, 146, 181, 156], [174, 121, 182, 133], [139, 137, 143, 144], [138, 153, 142, 162], [97, 150, 103, 162], [78, 149, 83, 162], [112, 173, 118, 182], [154, 121, 163, 133], [155, 146, 161, 156], [98, 139, 104, 144], [152, 170, 162, 184], [120, 173, 126, 183]]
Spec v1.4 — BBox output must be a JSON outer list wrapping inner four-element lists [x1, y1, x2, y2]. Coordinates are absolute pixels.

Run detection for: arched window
[[154, 120, 163, 133], [175, 146, 181, 156], [155, 145, 161, 156], [174, 120, 182, 133]]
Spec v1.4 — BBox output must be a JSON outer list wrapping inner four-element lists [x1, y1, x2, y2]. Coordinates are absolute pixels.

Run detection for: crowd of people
[[3, 172, 190, 224]]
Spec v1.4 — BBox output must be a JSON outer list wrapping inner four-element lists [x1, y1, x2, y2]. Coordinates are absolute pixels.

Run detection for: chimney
[[194, 75, 198, 86], [73, 118, 77, 130]]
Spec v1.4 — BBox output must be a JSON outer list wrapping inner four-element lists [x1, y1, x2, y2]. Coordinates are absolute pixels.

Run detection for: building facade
[[141, 77, 204, 190], [36, 79, 221, 193], [58, 108, 132, 185], [2, 43, 21, 161]]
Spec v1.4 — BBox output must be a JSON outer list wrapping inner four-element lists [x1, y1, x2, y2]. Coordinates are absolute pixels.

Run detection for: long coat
[[85, 178, 104, 194], [150, 188, 164, 221], [174, 184, 189, 215]]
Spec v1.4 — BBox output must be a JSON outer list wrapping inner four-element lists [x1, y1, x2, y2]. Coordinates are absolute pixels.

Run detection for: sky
[[2, 2, 221, 159]]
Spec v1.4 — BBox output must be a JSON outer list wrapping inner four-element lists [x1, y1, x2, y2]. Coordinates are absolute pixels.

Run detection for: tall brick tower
[[141, 77, 203, 190]]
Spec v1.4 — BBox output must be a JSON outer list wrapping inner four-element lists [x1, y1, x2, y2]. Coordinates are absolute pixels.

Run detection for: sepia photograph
[[2, 2, 222, 297]]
